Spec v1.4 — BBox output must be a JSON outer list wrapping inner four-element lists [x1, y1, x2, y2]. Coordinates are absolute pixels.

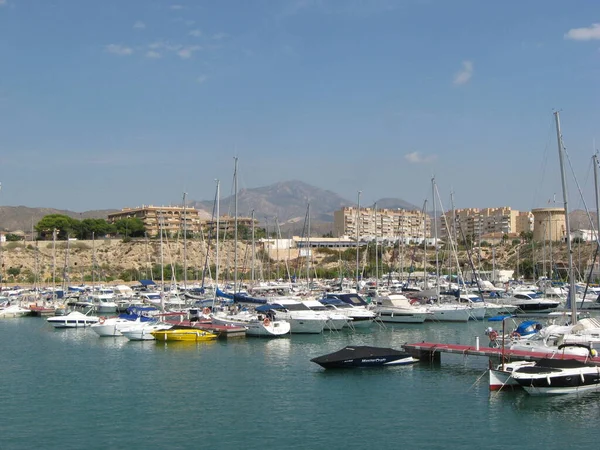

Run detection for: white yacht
[[211, 310, 291, 337], [301, 299, 349, 330], [318, 298, 376, 328], [257, 299, 327, 334], [371, 294, 430, 323], [47, 311, 99, 328]]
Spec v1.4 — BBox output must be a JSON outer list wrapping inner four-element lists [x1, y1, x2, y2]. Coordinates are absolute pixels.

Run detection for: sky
[[0, 0, 599, 214]]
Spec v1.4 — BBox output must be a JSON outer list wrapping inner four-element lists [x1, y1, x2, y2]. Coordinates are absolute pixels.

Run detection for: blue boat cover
[[139, 279, 156, 286], [255, 304, 285, 312], [487, 315, 515, 321]]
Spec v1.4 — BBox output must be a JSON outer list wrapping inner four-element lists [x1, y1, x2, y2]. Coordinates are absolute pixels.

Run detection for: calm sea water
[[1, 317, 600, 450]]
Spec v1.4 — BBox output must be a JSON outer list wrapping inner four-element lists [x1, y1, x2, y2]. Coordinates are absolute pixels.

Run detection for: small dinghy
[[311, 345, 419, 369]]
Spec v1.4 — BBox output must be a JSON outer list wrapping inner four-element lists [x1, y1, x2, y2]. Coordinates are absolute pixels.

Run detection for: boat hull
[[151, 329, 217, 342], [311, 346, 419, 369]]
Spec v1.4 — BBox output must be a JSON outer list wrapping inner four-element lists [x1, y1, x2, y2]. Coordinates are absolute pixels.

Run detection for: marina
[[2, 315, 600, 449]]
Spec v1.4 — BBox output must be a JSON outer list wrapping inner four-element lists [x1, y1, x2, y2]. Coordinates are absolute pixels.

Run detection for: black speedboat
[[311, 345, 419, 369], [510, 358, 600, 395]]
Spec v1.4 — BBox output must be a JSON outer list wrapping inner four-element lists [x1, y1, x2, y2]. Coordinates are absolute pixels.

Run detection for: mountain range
[[0, 180, 420, 234]]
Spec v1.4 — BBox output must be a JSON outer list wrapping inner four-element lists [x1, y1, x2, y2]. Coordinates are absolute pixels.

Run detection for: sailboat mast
[[374, 202, 378, 291], [159, 212, 165, 312], [593, 155, 600, 247], [183, 192, 187, 292], [251, 210, 255, 284], [422, 199, 428, 290], [554, 111, 577, 323], [233, 157, 238, 294], [215, 179, 220, 299], [356, 191, 361, 292], [432, 178, 439, 298]]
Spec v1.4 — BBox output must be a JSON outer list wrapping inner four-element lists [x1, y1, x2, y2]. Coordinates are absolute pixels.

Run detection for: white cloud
[[564, 23, 600, 41], [105, 44, 133, 56], [146, 50, 161, 59], [405, 152, 437, 164], [177, 45, 201, 59], [170, 4, 183, 10], [133, 21, 146, 30], [453, 60, 473, 85], [189, 29, 202, 37], [196, 75, 208, 84]]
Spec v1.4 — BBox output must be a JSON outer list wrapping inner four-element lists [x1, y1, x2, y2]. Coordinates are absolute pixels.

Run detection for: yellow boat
[[151, 328, 218, 342]]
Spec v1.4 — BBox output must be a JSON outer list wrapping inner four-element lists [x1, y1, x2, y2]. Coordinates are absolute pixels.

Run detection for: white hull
[[288, 317, 326, 334], [523, 384, 600, 396], [121, 323, 172, 341], [376, 310, 428, 323], [245, 320, 291, 337], [47, 311, 98, 328], [324, 317, 349, 331], [0, 306, 30, 318], [469, 306, 486, 320], [426, 306, 471, 322]]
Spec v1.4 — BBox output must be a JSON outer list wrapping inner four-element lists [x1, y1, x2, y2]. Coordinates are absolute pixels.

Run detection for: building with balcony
[[333, 207, 430, 242], [440, 207, 531, 241]]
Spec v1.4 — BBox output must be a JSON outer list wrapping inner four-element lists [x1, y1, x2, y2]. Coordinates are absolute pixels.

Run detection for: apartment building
[[440, 207, 532, 240], [108, 205, 204, 237], [333, 207, 430, 241]]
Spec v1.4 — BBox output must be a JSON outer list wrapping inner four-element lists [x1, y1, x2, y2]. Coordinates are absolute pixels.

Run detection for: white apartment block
[[333, 207, 430, 241]]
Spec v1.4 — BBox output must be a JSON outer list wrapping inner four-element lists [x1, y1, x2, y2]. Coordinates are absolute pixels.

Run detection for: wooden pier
[[402, 342, 600, 366]]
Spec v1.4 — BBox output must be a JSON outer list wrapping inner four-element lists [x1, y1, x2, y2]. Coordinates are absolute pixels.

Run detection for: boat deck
[[402, 342, 600, 366]]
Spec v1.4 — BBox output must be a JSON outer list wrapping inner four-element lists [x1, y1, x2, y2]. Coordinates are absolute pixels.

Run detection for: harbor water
[[2, 317, 600, 449]]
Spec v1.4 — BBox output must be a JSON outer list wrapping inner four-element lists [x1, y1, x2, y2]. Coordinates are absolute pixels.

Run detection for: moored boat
[[47, 311, 99, 328], [151, 326, 218, 342], [510, 358, 600, 395], [311, 345, 419, 369]]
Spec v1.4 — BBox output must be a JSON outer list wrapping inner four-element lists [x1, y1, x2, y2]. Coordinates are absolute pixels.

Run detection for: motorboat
[[90, 314, 155, 337], [47, 311, 99, 328], [311, 346, 419, 369], [489, 360, 536, 391], [120, 321, 173, 341], [370, 294, 430, 323], [426, 302, 472, 322], [211, 310, 291, 337], [301, 299, 349, 330], [0, 304, 31, 318], [510, 358, 600, 395], [317, 298, 376, 328], [255, 300, 327, 334], [502, 291, 561, 313], [151, 326, 218, 342]]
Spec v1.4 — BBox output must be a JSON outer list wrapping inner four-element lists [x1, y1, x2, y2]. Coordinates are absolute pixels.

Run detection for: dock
[[28, 306, 56, 317], [402, 341, 600, 366]]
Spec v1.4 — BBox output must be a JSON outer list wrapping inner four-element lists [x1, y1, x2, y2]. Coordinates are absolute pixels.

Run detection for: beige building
[[531, 207, 566, 242], [108, 206, 204, 237], [108, 206, 257, 238], [440, 207, 532, 240], [333, 207, 430, 241]]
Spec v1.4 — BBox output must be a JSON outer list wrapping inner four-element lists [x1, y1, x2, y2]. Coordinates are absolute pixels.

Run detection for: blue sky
[[1, 0, 599, 214]]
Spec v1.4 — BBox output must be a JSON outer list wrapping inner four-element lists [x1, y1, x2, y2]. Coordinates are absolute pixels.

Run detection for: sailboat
[[503, 112, 600, 395]]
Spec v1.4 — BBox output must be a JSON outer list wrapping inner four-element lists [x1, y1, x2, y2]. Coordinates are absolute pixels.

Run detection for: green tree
[[114, 217, 146, 238], [35, 214, 79, 240], [75, 218, 114, 239], [5, 234, 23, 241]]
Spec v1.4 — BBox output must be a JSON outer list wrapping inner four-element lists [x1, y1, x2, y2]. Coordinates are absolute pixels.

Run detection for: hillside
[[191, 180, 352, 224]]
